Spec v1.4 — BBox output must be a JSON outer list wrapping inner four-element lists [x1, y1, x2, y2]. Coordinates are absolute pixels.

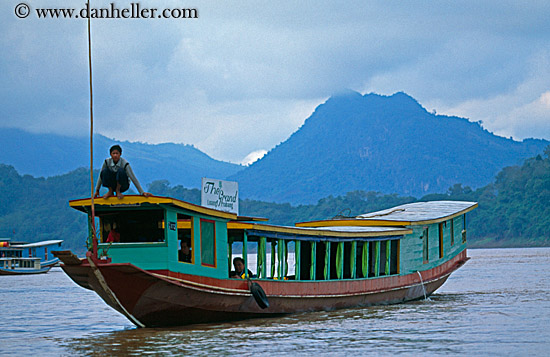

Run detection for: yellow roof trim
[[227, 222, 411, 237], [69, 195, 237, 220], [161, 221, 192, 229], [295, 219, 409, 228], [227, 222, 254, 229]]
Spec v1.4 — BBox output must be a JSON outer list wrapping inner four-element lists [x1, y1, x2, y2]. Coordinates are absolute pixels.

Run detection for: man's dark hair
[[110, 145, 122, 154], [233, 257, 245, 264]]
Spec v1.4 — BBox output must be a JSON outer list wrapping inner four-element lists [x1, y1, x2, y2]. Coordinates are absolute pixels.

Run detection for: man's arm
[[125, 163, 152, 196], [94, 161, 107, 196]]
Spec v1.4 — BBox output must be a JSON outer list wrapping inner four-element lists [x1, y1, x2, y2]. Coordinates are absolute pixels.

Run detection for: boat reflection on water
[[59, 293, 475, 356]]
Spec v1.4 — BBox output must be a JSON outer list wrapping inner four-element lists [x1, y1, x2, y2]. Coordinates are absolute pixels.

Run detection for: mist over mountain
[[0, 128, 242, 188], [230, 91, 548, 203]]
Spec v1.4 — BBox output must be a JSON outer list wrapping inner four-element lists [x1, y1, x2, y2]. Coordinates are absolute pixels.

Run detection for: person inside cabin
[[231, 257, 255, 279], [180, 239, 192, 263], [94, 145, 153, 199], [106, 226, 120, 243]]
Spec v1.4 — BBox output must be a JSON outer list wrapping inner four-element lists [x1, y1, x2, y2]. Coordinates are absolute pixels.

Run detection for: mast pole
[[87, 1, 98, 259]]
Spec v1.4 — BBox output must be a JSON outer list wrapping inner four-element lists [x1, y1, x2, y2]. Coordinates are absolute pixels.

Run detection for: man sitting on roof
[[94, 145, 153, 199]]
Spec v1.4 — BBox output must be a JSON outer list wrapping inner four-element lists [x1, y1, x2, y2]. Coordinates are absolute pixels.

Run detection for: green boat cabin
[[69, 197, 476, 282]]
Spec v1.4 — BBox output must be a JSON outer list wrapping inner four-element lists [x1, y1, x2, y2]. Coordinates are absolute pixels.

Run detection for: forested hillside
[[0, 165, 91, 252], [1, 147, 549, 255], [422, 146, 550, 247]]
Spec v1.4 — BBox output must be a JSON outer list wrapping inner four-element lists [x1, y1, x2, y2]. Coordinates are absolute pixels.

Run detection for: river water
[[1, 248, 549, 356]]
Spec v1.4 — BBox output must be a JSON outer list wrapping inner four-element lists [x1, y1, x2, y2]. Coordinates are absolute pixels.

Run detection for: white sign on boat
[[201, 178, 239, 215]]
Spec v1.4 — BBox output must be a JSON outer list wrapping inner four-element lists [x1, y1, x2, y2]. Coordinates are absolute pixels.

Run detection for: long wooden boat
[[54, 195, 476, 327], [0, 239, 63, 275]]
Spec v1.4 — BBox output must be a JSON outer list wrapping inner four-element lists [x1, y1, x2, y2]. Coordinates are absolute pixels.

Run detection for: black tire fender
[[249, 282, 269, 309]]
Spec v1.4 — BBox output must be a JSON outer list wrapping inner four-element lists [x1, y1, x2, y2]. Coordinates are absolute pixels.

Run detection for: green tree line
[[1, 147, 549, 254]]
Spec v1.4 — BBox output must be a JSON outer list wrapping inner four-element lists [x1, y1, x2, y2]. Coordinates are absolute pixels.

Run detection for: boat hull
[[0, 259, 58, 275], [0, 266, 53, 275], [59, 250, 468, 327]]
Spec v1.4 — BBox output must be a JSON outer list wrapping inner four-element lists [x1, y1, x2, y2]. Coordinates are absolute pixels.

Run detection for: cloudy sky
[[1, 1, 550, 164]]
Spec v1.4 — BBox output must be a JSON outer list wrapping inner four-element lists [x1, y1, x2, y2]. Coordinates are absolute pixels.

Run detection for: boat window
[[248, 238, 282, 279], [423, 227, 429, 264], [267, 239, 277, 279], [256, 237, 267, 278], [276, 239, 286, 279], [2, 249, 22, 258], [177, 215, 193, 264], [368, 241, 378, 277], [258, 239, 294, 280], [343, 242, 353, 279], [390, 239, 400, 275], [286, 241, 295, 279], [329, 242, 338, 279], [438, 223, 444, 259], [299, 241, 314, 280], [228, 229, 250, 278], [379, 241, 388, 276], [462, 214, 467, 243], [228, 229, 241, 274], [453, 216, 462, 244], [99, 209, 165, 243], [228, 232, 260, 279], [200, 219, 216, 267], [327, 241, 347, 280], [294, 240, 301, 279], [248, 237, 260, 278], [356, 242, 367, 278], [450, 219, 455, 246], [315, 242, 328, 280]]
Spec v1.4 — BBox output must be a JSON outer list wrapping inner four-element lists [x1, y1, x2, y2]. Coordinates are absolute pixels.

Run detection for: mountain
[[229, 91, 549, 204], [0, 128, 243, 189]]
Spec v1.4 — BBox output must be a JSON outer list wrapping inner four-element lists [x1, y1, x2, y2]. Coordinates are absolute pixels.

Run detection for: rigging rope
[[332, 208, 352, 220]]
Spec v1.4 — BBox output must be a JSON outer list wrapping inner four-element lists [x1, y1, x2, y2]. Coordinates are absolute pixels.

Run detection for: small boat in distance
[[54, 196, 476, 327], [0, 238, 63, 275]]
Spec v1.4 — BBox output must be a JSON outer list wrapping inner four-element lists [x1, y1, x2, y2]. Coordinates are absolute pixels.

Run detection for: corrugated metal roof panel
[[357, 200, 477, 224], [12, 240, 64, 248]]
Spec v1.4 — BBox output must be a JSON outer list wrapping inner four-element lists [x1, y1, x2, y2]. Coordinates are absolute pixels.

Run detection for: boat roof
[[356, 201, 477, 225], [228, 221, 411, 241], [69, 195, 239, 220], [11, 240, 64, 248], [297, 201, 477, 227], [0, 247, 23, 251]]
